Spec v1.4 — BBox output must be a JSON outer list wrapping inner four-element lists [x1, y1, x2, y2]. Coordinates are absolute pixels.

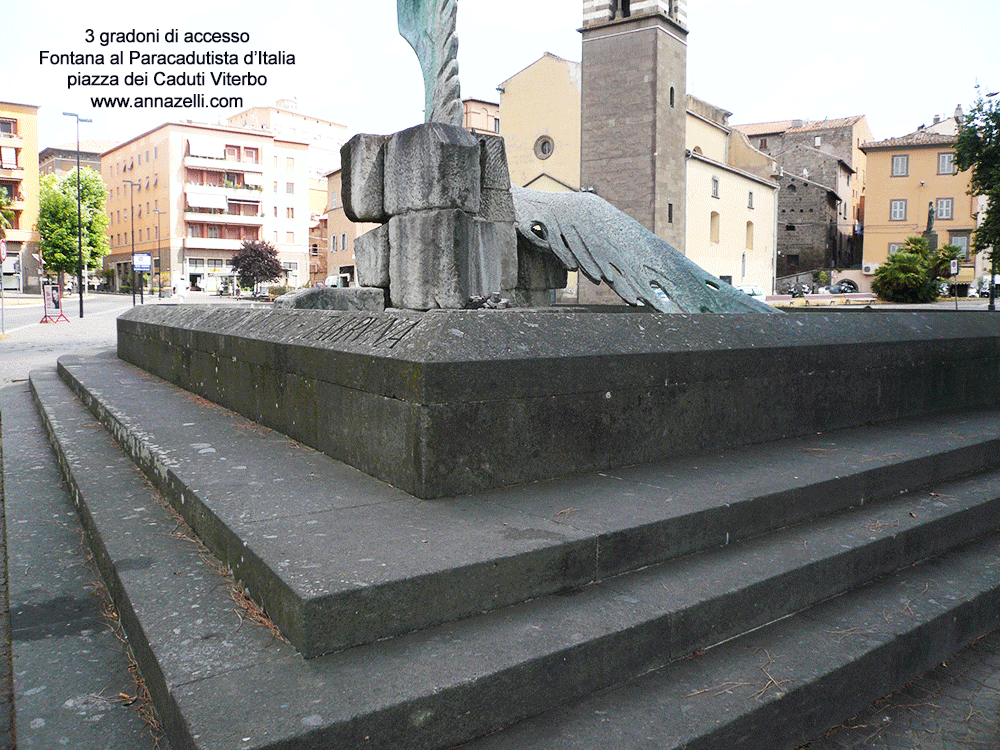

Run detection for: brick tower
[[580, 0, 688, 256]]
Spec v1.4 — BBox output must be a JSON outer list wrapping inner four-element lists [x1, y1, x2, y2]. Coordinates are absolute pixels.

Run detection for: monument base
[[118, 305, 1000, 499]]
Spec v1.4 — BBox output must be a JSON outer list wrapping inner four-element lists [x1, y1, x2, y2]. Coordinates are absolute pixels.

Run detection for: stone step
[[49, 352, 1000, 659], [28, 363, 1000, 750], [458, 531, 1000, 750]]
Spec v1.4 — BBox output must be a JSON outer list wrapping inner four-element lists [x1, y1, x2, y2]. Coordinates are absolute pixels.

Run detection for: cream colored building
[[102, 122, 310, 294], [1, 101, 41, 293], [861, 116, 979, 288], [498, 53, 581, 192], [686, 97, 779, 292], [227, 100, 349, 179], [463, 99, 501, 135]]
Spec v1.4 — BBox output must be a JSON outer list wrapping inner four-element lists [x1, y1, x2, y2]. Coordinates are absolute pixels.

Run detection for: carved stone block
[[477, 134, 512, 190], [384, 124, 481, 215], [478, 187, 516, 223], [341, 134, 390, 223], [355, 224, 391, 289], [388, 210, 474, 310]]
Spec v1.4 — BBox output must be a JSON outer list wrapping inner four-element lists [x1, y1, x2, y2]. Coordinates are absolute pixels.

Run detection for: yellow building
[[102, 122, 310, 294], [498, 53, 581, 192], [325, 169, 377, 286], [861, 119, 978, 287], [1, 101, 41, 293], [686, 97, 779, 292]]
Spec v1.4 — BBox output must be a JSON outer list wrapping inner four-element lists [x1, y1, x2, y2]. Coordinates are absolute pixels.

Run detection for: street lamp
[[62, 112, 92, 318], [123, 179, 141, 305], [153, 208, 165, 298]]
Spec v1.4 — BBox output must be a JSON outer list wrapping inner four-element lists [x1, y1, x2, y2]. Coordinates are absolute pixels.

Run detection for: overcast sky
[[2, 0, 997, 152]]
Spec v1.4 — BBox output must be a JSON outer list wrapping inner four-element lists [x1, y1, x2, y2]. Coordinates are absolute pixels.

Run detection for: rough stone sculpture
[[398, 0, 463, 126], [511, 186, 779, 314]]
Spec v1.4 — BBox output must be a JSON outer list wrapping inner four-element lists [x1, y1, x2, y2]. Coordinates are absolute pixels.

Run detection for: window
[[890, 199, 907, 221], [670, 87, 675, 108], [748, 191, 754, 209], [310, 243, 319, 256], [341, 233, 348, 252], [786, 254, 799, 270], [534, 135, 554, 160], [891, 154, 909, 177], [814, 136, 822, 148], [274, 206, 278, 217], [208, 259, 223, 270], [286, 232, 294, 243], [785, 224, 796, 231], [759, 138, 767, 150], [244, 147, 258, 164], [951, 234, 970, 259], [286, 157, 294, 170], [330, 235, 337, 252], [936, 197, 954, 220], [746, 221, 754, 250], [667, 202, 673, 224], [0, 119, 16, 136], [710, 211, 720, 243], [154, 146, 158, 160], [938, 152, 956, 175], [493, 118, 500, 133], [711, 177, 719, 198], [286, 207, 294, 219], [226, 146, 239, 161], [286, 182, 294, 194], [741, 253, 747, 278], [888, 242, 904, 255], [0, 147, 17, 169]]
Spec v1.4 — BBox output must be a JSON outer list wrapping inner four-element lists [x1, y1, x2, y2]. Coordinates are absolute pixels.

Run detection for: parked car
[[735, 284, 765, 300], [829, 280, 859, 294]]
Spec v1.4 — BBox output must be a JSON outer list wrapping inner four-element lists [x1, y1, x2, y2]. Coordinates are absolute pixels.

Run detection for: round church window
[[534, 136, 555, 160]]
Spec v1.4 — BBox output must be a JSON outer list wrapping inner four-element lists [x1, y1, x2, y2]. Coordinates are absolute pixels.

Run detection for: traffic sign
[[134, 253, 152, 272], [0, 238, 6, 263]]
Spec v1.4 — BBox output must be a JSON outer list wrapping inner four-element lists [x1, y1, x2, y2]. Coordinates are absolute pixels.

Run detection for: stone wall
[[119, 305, 1000, 499]]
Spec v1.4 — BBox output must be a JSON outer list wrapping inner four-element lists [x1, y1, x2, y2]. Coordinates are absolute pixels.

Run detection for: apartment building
[[39, 140, 118, 178], [227, 100, 349, 179], [463, 99, 502, 136], [0, 101, 41, 293], [101, 121, 310, 294], [861, 113, 979, 289]]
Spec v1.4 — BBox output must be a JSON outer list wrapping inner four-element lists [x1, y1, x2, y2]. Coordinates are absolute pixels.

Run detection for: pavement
[[1, 293, 1000, 748]]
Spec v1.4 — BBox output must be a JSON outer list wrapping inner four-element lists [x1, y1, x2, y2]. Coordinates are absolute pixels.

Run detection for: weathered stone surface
[[388, 209, 473, 309], [274, 286, 388, 311], [384, 123, 481, 214], [341, 133, 389, 222], [479, 187, 516, 223], [514, 242, 568, 292], [471, 217, 518, 295], [118, 305, 1000, 499], [355, 223, 391, 288], [477, 133, 512, 190]]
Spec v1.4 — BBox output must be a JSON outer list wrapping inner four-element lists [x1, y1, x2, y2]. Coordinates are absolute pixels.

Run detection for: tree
[[870, 237, 958, 303], [36, 168, 110, 283], [0, 191, 13, 239], [231, 239, 283, 291], [956, 89, 1000, 306]]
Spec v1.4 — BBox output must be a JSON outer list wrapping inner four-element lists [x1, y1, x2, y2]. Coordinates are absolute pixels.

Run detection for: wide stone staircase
[[23, 349, 1000, 749]]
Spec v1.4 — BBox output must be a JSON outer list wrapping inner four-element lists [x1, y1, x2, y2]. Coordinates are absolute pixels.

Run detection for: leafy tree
[[0, 192, 13, 239], [870, 237, 956, 303], [956, 89, 1000, 263], [37, 168, 110, 281], [231, 239, 283, 291]]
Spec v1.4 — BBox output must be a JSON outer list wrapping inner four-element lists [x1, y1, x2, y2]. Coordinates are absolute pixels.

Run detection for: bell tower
[[580, 0, 688, 256]]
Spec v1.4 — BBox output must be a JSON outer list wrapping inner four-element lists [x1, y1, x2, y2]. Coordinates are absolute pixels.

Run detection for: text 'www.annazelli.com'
[[89, 94, 245, 108]]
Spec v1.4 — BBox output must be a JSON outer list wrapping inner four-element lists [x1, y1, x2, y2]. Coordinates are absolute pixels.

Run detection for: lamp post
[[62, 112, 92, 318], [123, 179, 141, 305], [153, 208, 165, 297]]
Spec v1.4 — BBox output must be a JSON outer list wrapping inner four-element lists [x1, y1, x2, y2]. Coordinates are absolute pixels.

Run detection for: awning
[[242, 172, 263, 186], [0, 147, 16, 169], [186, 192, 227, 210], [187, 137, 224, 159]]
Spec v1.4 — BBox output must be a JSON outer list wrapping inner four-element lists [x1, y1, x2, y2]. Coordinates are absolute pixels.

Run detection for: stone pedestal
[[341, 125, 522, 310]]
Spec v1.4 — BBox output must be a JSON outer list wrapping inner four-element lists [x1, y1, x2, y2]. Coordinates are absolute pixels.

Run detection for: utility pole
[[62, 112, 92, 318]]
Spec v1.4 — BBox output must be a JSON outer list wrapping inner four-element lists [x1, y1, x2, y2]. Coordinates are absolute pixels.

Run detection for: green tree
[[0, 191, 13, 239], [37, 168, 110, 283], [955, 90, 999, 279], [231, 239, 283, 292], [871, 237, 946, 303]]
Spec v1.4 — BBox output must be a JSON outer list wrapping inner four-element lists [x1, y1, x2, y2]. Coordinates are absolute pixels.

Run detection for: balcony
[[186, 183, 263, 203], [0, 132, 25, 149], [185, 211, 263, 227], [185, 237, 243, 251], [184, 154, 262, 173]]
